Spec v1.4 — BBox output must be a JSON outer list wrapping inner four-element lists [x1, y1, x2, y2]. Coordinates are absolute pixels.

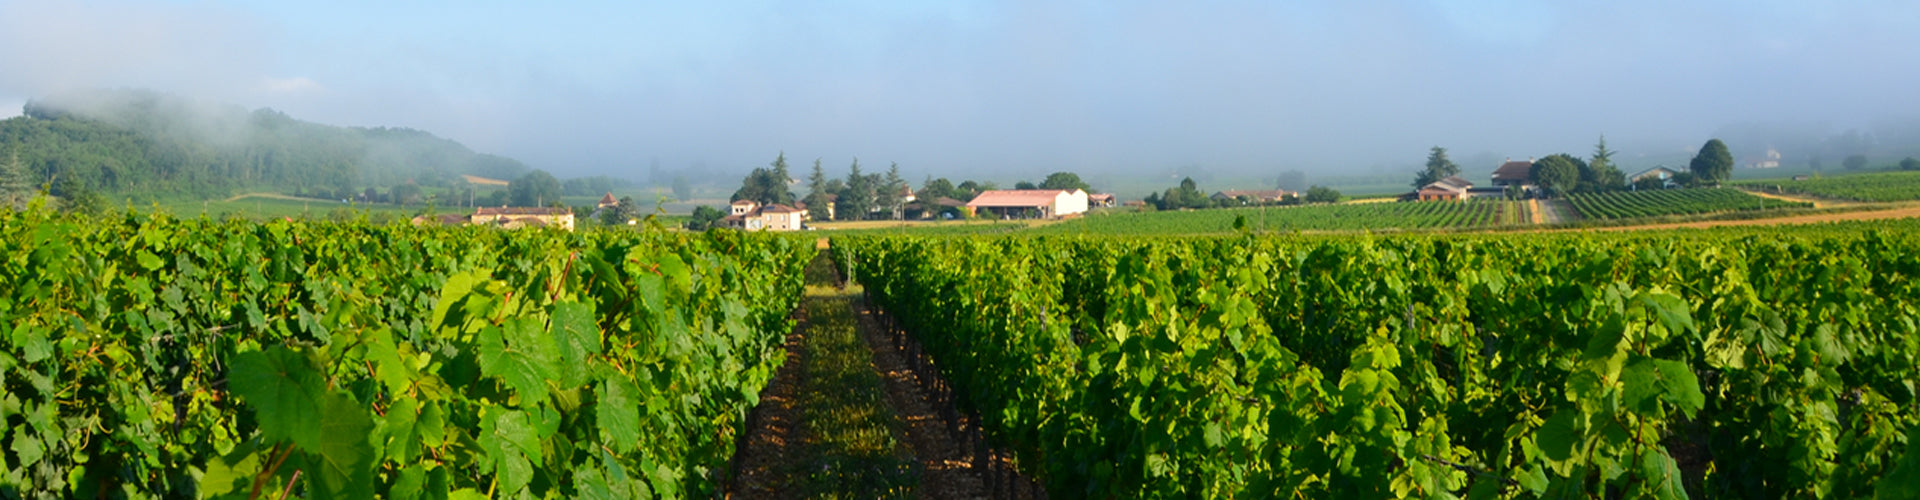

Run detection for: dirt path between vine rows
[[730, 252, 1037, 499]]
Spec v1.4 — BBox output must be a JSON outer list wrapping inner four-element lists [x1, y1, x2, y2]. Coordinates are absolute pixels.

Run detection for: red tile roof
[[966, 189, 1072, 208], [598, 192, 619, 205], [1492, 160, 1533, 181]]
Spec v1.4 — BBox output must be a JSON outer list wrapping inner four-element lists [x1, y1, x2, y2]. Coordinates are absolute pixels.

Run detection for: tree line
[[1412, 137, 1747, 198], [1142, 177, 1338, 210], [694, 153, 1101, 228]]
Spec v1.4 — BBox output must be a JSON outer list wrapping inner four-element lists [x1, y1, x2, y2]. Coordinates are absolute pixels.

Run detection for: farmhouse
[[722, 200, 808, 231], [1087, 193, 1116, 208], [1414, 176, 1473, 201], [1491, 158, 1534, 187], [966, 189, 1089, 219], [1209, 189, 1296, 204], [596, 192, 619, 209], [471, 207, 576, 230], [1630, 167, 1681, 189]]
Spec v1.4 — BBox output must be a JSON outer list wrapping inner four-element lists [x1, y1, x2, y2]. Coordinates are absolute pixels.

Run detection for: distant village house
[[722, 200, 808, 231]]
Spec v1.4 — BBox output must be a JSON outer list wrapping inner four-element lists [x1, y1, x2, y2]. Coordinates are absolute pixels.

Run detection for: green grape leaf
[[390, 465, 430, 500], [597, 377, 642, 453], [228, 347, 329, 449], [430, 270, 488, 335], [479, 409, 544, 495], [1635, 291, 1695, 337], [1651, 359, 1703, 418], [1516, 464, 1550, 495], [383, 397, 421, 463], [10, 425, 44, 469], [300, 392, 377, 499], [198, 440, 260, 499], [479, 318, 558, 403], [362, 328, 415, 396], [1621, 358, 1663, 414], [1204, 422, 1225, 448], [136, 250, 164, 271], [550, 300, 599, 389], [1637, 448, 1687, 500], [418, 401, 448, 448], [1536, 410, 1583, 472], [1810, 323, 1852, 366]]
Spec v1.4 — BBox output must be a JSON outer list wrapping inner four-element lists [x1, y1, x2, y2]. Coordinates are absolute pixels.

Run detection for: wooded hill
[[0, 89, 529, 199]]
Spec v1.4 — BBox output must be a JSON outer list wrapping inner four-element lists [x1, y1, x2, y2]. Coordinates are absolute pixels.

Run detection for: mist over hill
[[0, 89, 530, 198]]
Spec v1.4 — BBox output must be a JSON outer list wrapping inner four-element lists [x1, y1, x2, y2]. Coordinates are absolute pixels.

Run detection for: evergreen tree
[[803, 158, 831, 221], [876, 162, 905, 219], [1689, 139, 1734, 185], [771, 152, 791, 188], [1583, 135, 1625, 191], [730, 153, 797, 206], [836, 159, 872, 220], [1413, 146, 1461, 187]]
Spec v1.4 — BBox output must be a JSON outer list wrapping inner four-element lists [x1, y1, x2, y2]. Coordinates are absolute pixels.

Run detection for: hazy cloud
[[4, 0, 1919, 182]]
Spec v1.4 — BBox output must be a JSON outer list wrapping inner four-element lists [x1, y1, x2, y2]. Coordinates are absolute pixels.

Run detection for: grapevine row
[[0, 200, 812, 498], [1566, 188, 1808, 220], [838, 224, 1920, 498]]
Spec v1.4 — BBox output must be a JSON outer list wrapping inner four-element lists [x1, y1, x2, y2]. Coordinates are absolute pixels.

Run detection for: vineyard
[[1039, 199, 1530, 235], [1734, 170, 1920, 202], [0, 200, 812, 498], [837, 223, 1920, 498], [1564, 188, 1808, 221]]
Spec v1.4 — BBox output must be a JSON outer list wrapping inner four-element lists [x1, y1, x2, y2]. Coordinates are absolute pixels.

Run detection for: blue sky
[[4, 0, 1919, 181]]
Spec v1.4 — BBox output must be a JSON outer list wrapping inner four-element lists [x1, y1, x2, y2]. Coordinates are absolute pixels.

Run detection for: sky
[[3, 0, 1919, 181]]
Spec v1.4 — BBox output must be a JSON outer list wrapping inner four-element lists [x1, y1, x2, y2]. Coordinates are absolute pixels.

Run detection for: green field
[[1734, 169, 1920, 202]]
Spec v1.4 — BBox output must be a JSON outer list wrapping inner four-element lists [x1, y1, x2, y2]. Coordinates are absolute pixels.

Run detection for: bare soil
[[730, 252, 1041, 499]]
